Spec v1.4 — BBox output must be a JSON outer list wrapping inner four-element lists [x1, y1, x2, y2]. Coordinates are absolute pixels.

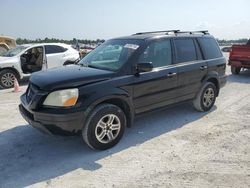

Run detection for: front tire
[[231, 66, 241, 75], [0, 69, 18, 89], [193, 82, 217, 112], [82, 104, 126, 150]]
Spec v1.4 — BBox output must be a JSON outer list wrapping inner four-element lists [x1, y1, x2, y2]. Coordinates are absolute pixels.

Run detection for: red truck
[[228, 39, 250, 74]]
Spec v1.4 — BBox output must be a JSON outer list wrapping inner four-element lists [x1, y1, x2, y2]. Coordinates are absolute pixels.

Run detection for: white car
[[0, 43, 80, 88]]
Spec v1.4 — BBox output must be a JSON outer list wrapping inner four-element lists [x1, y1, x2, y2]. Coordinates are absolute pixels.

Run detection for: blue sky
[[1, 0, 250, 40]]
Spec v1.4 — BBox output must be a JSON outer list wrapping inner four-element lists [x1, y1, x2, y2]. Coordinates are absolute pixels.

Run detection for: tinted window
[[139, 40, 172, 68], [45, 45, 67, 54], [174, 39, 197, 63], [198, 38, 222, 59]]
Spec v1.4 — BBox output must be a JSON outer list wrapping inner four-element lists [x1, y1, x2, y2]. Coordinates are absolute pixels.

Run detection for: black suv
[[19, 30, 227, 150]]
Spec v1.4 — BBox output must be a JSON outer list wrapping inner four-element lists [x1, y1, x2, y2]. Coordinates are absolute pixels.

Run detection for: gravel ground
[[0, 54, 249, 188]]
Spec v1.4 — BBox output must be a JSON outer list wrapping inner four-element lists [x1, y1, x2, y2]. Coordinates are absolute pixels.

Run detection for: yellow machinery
[[0, 36, 16, 54]]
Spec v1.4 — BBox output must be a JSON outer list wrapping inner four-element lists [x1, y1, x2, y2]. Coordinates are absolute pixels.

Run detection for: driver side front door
[[132, 39, 178, 114]]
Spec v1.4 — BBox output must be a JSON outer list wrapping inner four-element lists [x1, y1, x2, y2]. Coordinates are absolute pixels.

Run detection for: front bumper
[[19, 94, 86, 135]]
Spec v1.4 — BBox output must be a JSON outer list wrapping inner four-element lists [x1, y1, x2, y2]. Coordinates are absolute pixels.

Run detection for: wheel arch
[[201, 72, 220, 96], [86, 95, 134, 128], [0, 67, 21, 79]]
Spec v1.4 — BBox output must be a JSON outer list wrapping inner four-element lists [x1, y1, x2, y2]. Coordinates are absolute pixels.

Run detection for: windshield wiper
[[79, 62, 89, 67], [79, 62, 111, 71], [87, 64, 100, 69], [79, 63, 99, 69]]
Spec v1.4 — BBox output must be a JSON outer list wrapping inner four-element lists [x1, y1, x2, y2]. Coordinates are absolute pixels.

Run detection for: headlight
[[43, 89, 79, 107]]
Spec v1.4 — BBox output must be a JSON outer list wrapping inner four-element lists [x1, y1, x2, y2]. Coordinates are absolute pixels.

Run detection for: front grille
[[26, 83, 39, 103], [25, 83, 48, 110], [26, 85, 34, 103]]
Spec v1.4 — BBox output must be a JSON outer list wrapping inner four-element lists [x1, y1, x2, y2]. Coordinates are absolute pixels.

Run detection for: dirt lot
[[0, 54, 249, 188]]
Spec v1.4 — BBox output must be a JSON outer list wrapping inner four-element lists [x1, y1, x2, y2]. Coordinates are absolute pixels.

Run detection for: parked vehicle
[[221, 46, 231, 52], [228, 39, 250, 74], [0, 36, 16, 55], [19, 30, 227, 150], [0, 43, 79, 88]]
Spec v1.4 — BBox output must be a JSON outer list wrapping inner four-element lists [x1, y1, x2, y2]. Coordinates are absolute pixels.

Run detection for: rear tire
[[193, 82, 217, 112], [0, 69, 18, 89], [82, 103, 126, 150], [231, 66, 241, 75]]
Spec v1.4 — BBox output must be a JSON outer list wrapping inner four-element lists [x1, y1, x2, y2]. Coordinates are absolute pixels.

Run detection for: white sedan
[[0, 43, 80, 88]]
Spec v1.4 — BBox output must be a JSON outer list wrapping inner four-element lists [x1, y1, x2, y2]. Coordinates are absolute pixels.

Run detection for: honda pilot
[[19, 30, 227, 150]]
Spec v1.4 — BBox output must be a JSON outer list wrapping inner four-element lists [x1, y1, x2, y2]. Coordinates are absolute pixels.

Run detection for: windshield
[[79, 39, 142, 71], [1, 46, 28, 57]]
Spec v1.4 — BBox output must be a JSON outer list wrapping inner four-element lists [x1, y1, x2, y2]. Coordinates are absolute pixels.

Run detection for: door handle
[[200, 65, 208, 70], [167, 72, 177, 77]]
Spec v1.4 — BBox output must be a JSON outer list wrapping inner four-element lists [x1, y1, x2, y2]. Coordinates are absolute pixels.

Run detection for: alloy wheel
[[203, 87, 215, 108], [1, 72, 15, 87], [95, 114, 121, 144]]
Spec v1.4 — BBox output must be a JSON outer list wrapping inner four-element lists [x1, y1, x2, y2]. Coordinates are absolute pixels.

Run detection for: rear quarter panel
[[205, 57, 227, 89]]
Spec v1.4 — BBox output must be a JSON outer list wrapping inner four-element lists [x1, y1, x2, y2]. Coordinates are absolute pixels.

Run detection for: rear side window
[[45, 45, 67, 54], [198, 38, 222, 59], [174, 39, 197, 63], [138, 39, 172, 68]]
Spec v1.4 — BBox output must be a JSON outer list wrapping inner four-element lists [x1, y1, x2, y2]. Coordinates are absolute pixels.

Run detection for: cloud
[[195, 21, 212, 30], [232, 19, 248, 27], [195, 21, 224, 31]]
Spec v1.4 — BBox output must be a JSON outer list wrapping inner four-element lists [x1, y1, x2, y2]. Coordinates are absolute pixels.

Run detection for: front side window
[[138, 39, 172, 68], [45, 45, 67, 54], [80, 39, 142, 71], [174, 38, 197, 63]]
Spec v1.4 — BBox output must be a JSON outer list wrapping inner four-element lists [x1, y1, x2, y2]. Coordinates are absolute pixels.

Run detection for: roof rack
[[174, 30, 209, 35], [133, 30, 209, 36], [133, 30, 180, 35]]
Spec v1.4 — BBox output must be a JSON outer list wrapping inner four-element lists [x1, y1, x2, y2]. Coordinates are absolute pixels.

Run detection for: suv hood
[[0, 56, 19, 64], [30, 65, 114, 91]]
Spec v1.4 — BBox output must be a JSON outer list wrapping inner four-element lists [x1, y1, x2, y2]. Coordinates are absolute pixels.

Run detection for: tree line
[[16, 37, 248, 45], [217, 38, 248, 45], [16, 38, 105, 45]]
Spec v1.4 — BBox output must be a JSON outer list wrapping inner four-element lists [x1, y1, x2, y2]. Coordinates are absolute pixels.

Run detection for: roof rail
[[175, 30, 209, 35], [133, 30, 180, 35]]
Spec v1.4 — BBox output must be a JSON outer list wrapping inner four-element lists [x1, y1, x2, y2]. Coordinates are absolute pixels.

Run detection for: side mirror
[[136, 62, 153, 73], [20, 57, 27, 63]]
